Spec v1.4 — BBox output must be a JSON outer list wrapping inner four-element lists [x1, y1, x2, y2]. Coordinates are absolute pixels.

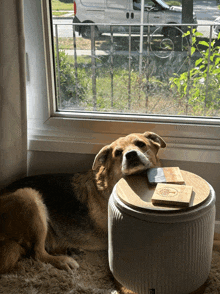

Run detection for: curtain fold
[[0, 0, 27, 189]]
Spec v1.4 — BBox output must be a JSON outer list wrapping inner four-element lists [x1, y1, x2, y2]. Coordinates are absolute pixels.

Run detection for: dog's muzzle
[[125, 150, 139, 161], [122, 150, 151, 175]]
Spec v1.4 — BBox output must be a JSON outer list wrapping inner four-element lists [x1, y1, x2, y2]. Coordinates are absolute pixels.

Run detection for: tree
[[182, 0, 194, 24]]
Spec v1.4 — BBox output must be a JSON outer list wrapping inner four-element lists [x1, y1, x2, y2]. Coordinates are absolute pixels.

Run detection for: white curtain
[[0, 0, 27, 189]]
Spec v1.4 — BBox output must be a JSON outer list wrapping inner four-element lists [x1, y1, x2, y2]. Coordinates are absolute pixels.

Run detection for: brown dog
[[0, 132, 166, 274]]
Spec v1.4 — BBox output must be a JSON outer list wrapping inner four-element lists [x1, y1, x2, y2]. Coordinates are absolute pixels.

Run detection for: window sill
[[28, 116, 220, 164]]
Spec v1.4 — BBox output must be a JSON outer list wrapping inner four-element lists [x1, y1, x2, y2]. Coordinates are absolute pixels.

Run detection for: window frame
[[25, 0, 220, 164]]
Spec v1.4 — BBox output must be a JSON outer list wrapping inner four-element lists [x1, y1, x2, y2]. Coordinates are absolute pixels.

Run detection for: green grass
[[59, 54, 184, 114], [55, 34, 220, 117], [166, 1, 181, 6], [51, 0, 73, 11], [53, 11, 69, 16], [55, 35, 187, 51]]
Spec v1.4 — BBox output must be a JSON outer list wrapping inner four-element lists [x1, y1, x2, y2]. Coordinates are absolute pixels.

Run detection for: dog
[[0, 131, 166, 274]]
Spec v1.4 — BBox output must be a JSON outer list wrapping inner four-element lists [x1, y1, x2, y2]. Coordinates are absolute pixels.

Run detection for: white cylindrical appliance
[[108, 171, 216, 294]]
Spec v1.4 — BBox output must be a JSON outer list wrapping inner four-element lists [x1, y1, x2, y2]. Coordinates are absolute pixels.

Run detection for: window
[[25, 0, 220, 164], [107, 0, 127, 9], [52, 0, 220, 118]]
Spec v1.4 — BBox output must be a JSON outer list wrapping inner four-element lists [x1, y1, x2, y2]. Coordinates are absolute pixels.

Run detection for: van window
[[80, 0, 105, 8], [106, 0, 127, 9], [133, 0, 141, 10], [133, 0, 159, 11]]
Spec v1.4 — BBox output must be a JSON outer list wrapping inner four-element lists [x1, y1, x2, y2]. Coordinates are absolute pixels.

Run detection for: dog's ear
[[144, 132, 166, 149], [92, 145, 112, 171], [92, 145, 113, 191]]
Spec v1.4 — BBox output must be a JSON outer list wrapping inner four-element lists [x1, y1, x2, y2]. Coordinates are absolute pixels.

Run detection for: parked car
[[214, 16, 220, 36], [72, 0, 197, 38]]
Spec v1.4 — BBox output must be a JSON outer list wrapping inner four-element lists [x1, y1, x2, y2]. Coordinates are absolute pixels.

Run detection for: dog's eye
[[115, 149, 123, 157], [135, 141, 146, 148]]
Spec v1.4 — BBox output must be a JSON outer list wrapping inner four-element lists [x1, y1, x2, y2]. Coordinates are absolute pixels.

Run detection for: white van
[[73, 0, 197, 38]]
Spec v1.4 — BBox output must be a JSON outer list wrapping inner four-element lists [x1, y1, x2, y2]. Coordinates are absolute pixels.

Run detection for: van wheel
[[163, 27, 180, 38], [82, 25, 100, 39]]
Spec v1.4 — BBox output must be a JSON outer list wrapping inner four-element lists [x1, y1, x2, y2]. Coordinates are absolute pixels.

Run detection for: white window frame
[[25, 0, 220, 163]]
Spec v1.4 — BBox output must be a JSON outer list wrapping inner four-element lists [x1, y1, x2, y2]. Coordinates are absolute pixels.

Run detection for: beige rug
[[0, 249, 220, 294]]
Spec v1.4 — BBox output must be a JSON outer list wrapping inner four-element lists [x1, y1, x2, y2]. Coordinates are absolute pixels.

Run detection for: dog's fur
[[0, 132, 166, 274]]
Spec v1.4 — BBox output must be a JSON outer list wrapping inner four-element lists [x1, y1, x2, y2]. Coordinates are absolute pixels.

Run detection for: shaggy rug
[[0, 248, 220, 294]]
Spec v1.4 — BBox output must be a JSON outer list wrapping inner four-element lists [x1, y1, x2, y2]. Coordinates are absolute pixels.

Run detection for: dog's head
[[92, 132, 166, 192]]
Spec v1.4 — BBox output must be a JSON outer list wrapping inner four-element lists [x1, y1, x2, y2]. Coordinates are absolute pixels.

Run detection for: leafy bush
[[55, 50, 87, 109], [170, 30, 220, 116]]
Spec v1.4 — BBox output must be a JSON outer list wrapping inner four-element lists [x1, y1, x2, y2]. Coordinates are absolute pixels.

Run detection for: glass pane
[[51, 0, 220, 117]]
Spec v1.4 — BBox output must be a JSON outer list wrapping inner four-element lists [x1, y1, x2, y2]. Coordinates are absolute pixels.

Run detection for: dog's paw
[[51, 255, 79, 273]]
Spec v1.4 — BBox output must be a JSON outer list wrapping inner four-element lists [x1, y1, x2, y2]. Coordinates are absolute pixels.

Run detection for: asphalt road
[[194, 0, 220, 20], [52, 0, 220, 38]]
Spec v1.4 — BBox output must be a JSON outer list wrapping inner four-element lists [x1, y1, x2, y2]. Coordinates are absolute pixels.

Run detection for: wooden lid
[[116, 170, 210, 212]]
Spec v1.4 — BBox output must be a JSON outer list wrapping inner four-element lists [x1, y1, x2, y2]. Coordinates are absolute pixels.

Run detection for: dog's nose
[[125, 150, 138, 160]]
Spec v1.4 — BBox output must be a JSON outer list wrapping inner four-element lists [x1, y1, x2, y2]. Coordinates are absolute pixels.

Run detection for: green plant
[[55, 50, 87, 108], [170, 30, 220, 116]]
